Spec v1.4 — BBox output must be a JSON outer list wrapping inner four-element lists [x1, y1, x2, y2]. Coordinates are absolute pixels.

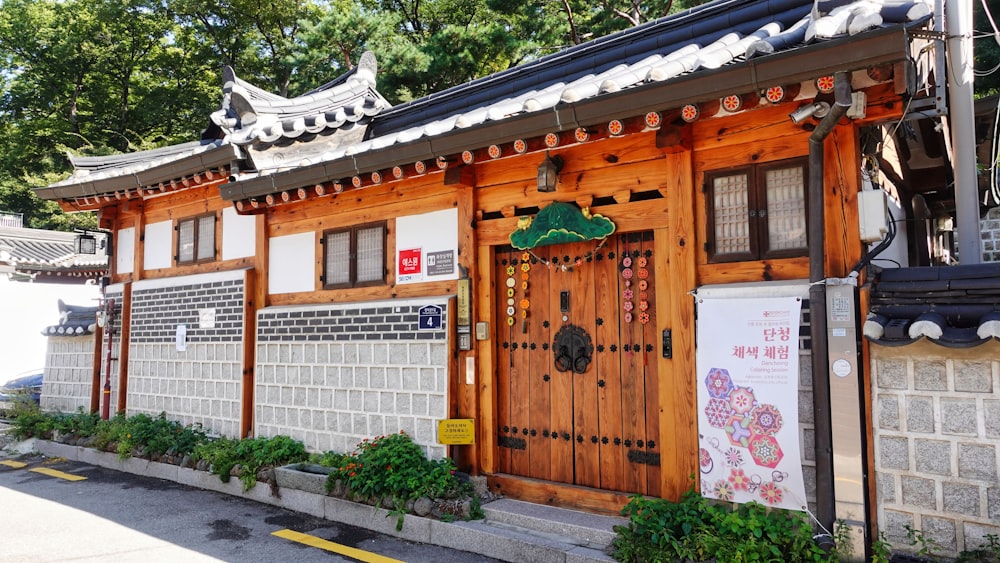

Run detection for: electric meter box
[[857, 189, 889, 243]]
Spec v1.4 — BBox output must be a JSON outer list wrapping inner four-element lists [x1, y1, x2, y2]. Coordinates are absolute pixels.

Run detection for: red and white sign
[[397, 248, 422, 282]]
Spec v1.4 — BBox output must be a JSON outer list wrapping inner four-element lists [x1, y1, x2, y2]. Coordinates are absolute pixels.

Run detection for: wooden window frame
[[321, 222, 387, 289], [175, 212, 216, 265], [705, 157, 808, 263]]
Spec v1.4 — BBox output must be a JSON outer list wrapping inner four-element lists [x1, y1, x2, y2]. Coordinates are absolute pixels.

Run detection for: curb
[[32, 440, 614, 563]]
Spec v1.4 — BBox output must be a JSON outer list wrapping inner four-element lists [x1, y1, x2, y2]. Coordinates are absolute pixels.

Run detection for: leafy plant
[[327, 431, 468, 530], [309, 450, 350, 467], [905, 524, 943, 560], [114, 412, 207, 460], [232, 435, 309, 490], [957, 534, 1000, 563], [612, 490, 831, 562], [870, 531, 893, 563], [193, 436, 242, 483]]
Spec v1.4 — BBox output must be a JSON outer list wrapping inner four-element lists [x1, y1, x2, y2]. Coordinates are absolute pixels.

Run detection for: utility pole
[[947, 0, 980, 263]]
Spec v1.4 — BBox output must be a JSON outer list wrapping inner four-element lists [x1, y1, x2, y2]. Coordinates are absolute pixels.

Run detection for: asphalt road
[[0, 448, 501, 563]]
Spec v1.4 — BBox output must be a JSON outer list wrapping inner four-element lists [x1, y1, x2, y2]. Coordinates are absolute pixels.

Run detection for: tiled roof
[[0, 226, 108, 275], [37, 0, 933, 203], [41, 299, 98, 337], [220, 0, 933, 199], [864, 265, 1000, 348], [210, 51, 388, 147]]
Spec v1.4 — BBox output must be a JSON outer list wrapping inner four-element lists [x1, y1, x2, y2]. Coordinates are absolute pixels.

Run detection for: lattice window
[[322, 223, 386, 289], [176, 213, 216, 265], [706, 158, 808, 263]]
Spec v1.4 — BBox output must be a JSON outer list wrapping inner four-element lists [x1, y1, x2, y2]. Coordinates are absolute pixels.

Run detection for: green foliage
[[192, 434, 308, 491], [611, 490, 831, 563], [957, 534, 1000, 563], [9, 401, 53, 439], [232, 435, 309, 490], [327, 431, 468, 529], [308, 450, 351, 467], [114, 412, 208, 460], [870, 531, 893, 563], [905, 524, 943, 560], [192, 436, 241, 484]]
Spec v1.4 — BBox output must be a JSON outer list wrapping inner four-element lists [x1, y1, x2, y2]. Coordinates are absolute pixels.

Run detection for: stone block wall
[[982, 207, 1000, 263], [125, 272, 245, 438], [871, 343, 1000, 557], [41, 335, 95, 413], [255, 298, 449, 459]]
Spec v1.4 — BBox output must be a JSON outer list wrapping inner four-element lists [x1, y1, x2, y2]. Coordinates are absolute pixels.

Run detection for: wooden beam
[[455, 185, 478, 473], [486, 473, 631, 515]]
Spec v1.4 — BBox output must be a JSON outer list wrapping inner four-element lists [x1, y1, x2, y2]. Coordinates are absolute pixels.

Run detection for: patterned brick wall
[[125, 272, 245, 437], [41, 336, 95, 413], [982, 207, 1000, 263], [255, 299, 449, 458], [871, 344, 1000, 557]]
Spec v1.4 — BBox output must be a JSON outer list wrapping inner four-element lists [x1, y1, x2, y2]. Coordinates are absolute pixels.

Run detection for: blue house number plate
[[418, 305, 443, 330]]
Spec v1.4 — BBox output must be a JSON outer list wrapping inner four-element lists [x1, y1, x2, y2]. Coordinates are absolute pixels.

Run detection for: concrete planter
[[274, 463, 334, 496]]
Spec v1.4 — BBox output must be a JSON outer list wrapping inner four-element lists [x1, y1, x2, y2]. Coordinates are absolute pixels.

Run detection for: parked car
[[0, 371, 43, 416]]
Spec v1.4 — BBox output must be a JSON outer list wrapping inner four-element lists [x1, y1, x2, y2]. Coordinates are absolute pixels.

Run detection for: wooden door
[[495, 231, 661, 496]]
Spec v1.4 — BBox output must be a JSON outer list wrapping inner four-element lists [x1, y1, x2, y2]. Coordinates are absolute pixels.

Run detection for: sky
[[0, 279, 100, 385]]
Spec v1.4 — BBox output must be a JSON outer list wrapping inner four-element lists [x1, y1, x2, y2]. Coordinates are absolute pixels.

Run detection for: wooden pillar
[[241, 268, 257, 439], [454, 184, 478, 473], [90, 325, 103, 414], [115, 283, 132, 414], [659, 149, 699, 501], [476, 242, 496, 475]]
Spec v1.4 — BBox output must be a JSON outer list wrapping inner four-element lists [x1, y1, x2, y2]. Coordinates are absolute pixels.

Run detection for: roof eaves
[[220, 22, 917, 202]]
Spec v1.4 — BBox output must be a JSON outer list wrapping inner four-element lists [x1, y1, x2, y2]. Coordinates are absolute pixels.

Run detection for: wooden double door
[[495, 231, 661, 496]]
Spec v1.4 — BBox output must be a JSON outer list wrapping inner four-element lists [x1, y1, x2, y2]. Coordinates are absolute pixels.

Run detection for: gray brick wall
[[981, 207, 1000, 263], [871, 345, 1000, 557], [41, 336, 95, 413], [125, 273, 245, 437], [255, 299, 449, 459]]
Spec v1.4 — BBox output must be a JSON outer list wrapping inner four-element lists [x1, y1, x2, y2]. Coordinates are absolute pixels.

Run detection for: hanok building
[[37, 0, 998, 556]]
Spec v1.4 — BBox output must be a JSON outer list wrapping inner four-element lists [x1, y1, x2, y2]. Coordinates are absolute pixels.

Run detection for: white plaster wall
[[143, 220, 172, 271], [395, 207, 459, 284], [116, 227, 135, 275], [268, 232, 314, 294], [222, 206, 256, 260]]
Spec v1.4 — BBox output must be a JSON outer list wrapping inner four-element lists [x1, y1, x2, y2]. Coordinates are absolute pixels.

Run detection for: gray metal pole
[[946, 0, 980, 263]]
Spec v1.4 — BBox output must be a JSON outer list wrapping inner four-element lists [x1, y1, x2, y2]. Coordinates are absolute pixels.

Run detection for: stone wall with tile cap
[[871, 340, 1000, 558], [254, 298, 450, 459], [41, 335, 95, 413]]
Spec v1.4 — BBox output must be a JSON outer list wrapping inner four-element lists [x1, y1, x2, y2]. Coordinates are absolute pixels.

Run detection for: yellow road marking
[[272, 529, 406, 563], [29, 467, 87, 481], [0, 460, 27, 469]]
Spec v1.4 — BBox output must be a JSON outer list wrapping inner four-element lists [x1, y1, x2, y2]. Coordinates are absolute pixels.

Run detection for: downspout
[[808, 71, 853, 548]]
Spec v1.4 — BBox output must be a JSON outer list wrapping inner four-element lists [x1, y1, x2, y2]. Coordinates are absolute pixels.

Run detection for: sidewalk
[[1, 431, 623, 563]]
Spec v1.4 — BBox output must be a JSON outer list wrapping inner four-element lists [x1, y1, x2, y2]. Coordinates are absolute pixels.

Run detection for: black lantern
[[536, 152, 563, 193], [76, 233, 97, 255]]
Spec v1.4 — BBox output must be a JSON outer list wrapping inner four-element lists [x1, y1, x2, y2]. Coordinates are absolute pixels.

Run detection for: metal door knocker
[[553, 324, 594, 374]]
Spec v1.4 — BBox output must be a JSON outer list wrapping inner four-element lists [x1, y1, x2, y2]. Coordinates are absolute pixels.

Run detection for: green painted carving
[[509, 201, 616, 250]]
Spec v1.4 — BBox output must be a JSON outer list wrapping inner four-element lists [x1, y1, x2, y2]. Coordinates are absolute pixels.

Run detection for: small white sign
[[176, 324, 187, 352], [199, 308, 216, 329]]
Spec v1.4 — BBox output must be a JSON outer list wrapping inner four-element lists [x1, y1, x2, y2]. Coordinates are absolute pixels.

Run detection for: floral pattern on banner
[[695, 295, 806, 513]]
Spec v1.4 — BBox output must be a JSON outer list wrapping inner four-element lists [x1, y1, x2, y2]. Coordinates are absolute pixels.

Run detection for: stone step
[[481, 498, 626, 551], [441, 518, 616, 563]]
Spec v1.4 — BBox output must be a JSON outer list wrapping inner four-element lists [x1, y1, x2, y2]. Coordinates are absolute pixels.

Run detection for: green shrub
[[309, 450, 350, 467], [612, 490, 831, 563], [114, 412, 207, 460], [327, 431, 467, 530]]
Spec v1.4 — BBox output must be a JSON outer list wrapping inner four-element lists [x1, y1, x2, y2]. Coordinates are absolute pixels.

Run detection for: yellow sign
[[437, 418, 475, 445]]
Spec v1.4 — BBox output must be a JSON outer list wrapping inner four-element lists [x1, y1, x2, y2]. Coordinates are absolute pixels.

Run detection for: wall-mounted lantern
[[536, 152, 563, 193], [76, 233, 97, 255]]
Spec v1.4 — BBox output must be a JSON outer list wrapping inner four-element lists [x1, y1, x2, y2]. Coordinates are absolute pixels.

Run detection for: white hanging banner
[[695, 295, 807, 512]]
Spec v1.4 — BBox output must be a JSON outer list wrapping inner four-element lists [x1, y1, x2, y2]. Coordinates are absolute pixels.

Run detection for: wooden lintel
[[575, 195, 594, 209], [612, 189, 632, 204], [656, 122, 692, 152], [445, 165, 476, 187], [500, 205, 516, 218]]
